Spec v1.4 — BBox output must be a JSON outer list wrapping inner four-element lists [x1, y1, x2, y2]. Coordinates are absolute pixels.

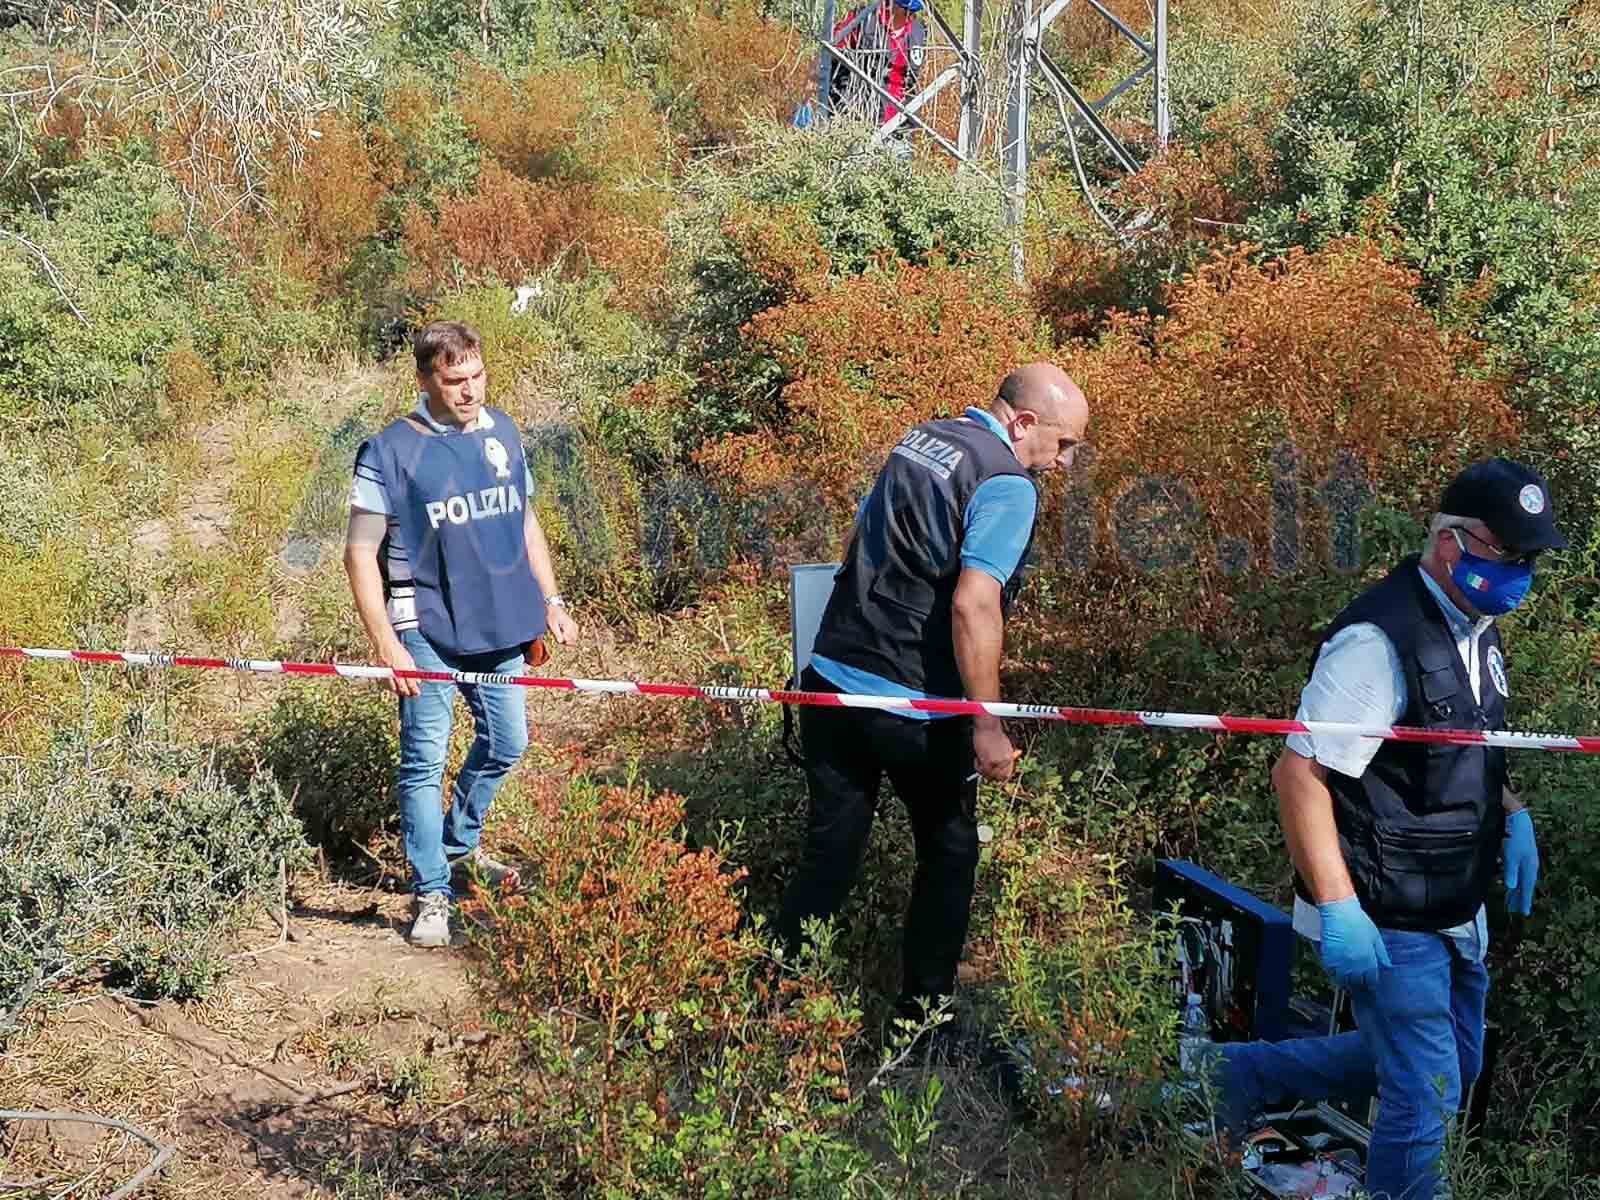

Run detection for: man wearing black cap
[[1212, 459, 1564, 1200]]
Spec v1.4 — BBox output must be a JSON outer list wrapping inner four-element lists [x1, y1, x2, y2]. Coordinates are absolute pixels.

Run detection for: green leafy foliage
[[227, 685, 401, 854], [0, 730, 310, 1025], [0, 156, 334, 431]]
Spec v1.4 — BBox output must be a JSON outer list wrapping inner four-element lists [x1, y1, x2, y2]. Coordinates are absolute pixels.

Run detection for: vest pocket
[[1373, 825, 1481, 923], [1419, 743, 1492, 813], [868, 574, 937, 618]]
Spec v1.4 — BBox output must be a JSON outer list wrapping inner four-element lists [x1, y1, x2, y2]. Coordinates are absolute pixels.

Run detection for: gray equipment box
[[788, 562, 841, 678]]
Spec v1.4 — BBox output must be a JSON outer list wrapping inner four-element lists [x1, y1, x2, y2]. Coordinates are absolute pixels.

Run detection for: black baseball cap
[[1440, 458, 1568, 553]]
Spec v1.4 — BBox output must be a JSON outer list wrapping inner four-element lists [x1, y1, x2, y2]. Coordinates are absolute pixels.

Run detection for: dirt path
[[2, 883, 487, 1199], [123, 362, 393, 654]]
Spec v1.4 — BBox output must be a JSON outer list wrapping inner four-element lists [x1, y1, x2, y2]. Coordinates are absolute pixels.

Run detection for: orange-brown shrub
[[402, 159, 585, 287], [1062, 238, 1518, 561], [471, 780, 749, 1023], [465, 775, 868, 1190], [246, 113, 386, 293], [458, 65, 667, 188], [404, 65, 672, 301], [1119, 101, 1279, 239], [667, 3, 811, 147], [1032, 103, 1280, 341], [1049, 0, 1150, 65], [1029, 232, 1133, 344], [694, 262, 1051, 517]]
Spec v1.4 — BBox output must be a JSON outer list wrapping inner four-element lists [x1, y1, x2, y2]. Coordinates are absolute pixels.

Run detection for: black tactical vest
[[812, 414, 1038, 699], [1295, 557, 1508, 930]]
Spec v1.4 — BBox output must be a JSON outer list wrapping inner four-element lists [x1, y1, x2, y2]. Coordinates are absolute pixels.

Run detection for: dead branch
[[0, 229, 89, 324], [0, 1111, 175, 1200]]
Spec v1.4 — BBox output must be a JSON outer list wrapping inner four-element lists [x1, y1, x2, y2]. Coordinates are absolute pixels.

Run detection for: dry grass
[[0, 880, 497, 1199]]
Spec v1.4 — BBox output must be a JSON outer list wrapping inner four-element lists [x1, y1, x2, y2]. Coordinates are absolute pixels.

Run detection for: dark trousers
[[777, 666, 981, 1018]]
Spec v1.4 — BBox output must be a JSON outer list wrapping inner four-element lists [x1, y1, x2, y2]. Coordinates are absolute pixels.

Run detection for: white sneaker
[[408, 892, 451, 948], [451, 847, 520, 891]]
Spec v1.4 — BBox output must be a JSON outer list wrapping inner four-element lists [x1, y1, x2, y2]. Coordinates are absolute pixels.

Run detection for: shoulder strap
[[400, 415, 434, 437]]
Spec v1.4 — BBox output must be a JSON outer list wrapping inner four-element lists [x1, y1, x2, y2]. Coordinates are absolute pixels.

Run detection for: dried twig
[[0, 229, 88, 325], [1, 0, 398, 226], [248, 1079, 368, 1110], [0, 1111, 174, 1200]]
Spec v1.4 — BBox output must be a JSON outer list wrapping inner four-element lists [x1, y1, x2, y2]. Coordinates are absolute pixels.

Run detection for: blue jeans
[[397, 629, 530, 898], [1218, 929, 1489, 1200]]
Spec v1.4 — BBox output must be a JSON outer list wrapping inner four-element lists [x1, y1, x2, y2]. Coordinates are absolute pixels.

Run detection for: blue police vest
[[812, 415, 1037, 698], [361, 409, 546, 656], [1296, 557, 1506, 930]]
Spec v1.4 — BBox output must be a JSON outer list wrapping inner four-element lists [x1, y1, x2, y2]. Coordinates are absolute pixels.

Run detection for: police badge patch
[[483, 436, 512, 479], [1488, 645, 1510, 698]]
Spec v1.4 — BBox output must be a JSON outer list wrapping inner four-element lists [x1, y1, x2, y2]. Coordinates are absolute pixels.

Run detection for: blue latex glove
[[1317, 897, 1393, 991], [1504, 808, 1539, 916]]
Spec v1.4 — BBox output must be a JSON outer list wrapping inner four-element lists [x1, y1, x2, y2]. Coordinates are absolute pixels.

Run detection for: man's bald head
[[990, 362, 1089, 472]]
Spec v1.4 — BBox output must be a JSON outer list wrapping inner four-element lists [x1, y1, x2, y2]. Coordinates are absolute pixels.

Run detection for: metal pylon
[[1003, 0, 1171, 276], [807, 0, 1173, 276]]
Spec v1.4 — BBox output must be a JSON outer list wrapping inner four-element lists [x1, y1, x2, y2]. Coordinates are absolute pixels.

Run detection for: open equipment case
[[1156, 859, 1374, 1197], [1157, 859, 1501, 1197]]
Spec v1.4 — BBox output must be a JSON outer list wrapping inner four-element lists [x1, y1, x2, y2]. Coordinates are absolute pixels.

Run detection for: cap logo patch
[[1519, 483, 1546, 514]]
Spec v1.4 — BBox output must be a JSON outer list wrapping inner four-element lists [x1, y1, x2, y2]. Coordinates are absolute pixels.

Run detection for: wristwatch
[[546, 594, 566, 608]]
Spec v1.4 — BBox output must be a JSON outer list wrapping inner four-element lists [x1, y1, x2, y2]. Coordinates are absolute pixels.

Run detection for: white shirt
[[348, 397, 535, 632], [1286, 566, 1492, 961]]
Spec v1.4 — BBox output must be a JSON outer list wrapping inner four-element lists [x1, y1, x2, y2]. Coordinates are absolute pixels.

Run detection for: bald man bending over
[[778, 364, 1089, 1033]]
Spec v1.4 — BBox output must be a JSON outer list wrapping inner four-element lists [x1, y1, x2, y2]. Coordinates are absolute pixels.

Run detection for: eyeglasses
[[1451, 527, 1538, 569]]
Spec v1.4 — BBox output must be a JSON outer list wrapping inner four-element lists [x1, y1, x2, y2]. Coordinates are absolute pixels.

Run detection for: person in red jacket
[[826, 0, 928, 150]]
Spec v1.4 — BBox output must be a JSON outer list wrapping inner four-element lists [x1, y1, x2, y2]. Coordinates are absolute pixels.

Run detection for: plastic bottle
[[1179, 992, 1211, 1076]]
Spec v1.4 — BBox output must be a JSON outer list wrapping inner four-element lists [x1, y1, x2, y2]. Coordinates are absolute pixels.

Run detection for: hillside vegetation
[[2, 1, 1598, 1197]]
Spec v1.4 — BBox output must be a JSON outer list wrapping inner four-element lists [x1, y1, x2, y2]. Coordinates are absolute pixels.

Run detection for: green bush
[[0, 155, 335, 431], [1246, 1, 1600, 340], [228, 685, 401, 855], [382, 0, 698, 77], [1513, 316, 1600, 547], [0, 730, 309, 1027]]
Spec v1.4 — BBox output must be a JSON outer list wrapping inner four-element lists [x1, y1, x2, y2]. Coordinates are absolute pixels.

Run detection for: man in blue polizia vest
[[778, 363, 1089, 1032], [343, 321, 579, 948], [1215, 459, 1562, 1200]]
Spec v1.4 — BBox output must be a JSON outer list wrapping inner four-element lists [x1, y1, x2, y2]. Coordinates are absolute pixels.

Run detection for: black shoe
[[976, 1035, 1037, 1116]]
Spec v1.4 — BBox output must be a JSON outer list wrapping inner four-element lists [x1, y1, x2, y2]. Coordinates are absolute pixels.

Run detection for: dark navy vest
[[361, 408, 546, 656], [1295, 557, 1507, 930], [812, 415, 1037, 698]]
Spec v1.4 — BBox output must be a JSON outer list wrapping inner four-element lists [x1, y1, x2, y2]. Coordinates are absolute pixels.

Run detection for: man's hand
[[1504, 808, 1539, 916], [379, 639, 421, 699], [973, 719, 1018, 782], [1316, 896, 1392, 991], [547, 602, 579, 645]]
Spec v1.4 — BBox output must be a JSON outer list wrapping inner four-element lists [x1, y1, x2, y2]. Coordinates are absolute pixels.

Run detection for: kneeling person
[[1216, 459, 1561, 1200], [343, 320, 578, 948]]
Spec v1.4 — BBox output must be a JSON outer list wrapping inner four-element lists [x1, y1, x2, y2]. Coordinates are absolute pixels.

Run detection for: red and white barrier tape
[[4, 645, 1598, 753]]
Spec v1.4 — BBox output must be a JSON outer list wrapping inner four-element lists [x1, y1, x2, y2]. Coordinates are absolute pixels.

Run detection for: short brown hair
[[413, 320, 483, 376]]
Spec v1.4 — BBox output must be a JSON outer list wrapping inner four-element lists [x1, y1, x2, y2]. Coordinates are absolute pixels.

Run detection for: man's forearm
[[953, 595, 1004, 725], [524, 511, 561, 598], [1275, 756, 1357, 903], [344, 547, 402, 656]]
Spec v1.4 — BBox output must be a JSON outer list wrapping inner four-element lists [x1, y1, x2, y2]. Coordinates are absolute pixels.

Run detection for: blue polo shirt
[[810, 406, 1037, 718]]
